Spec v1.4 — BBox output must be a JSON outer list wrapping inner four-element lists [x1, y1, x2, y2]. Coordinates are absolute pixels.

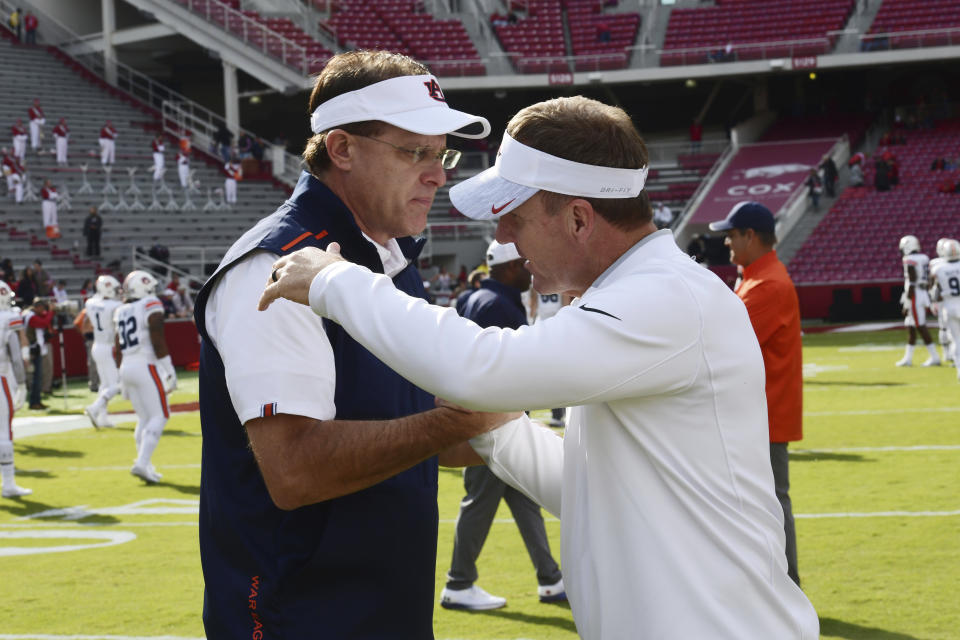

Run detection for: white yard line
[[0, 522, 199, 528], [792, 444, 960, 453], [0, 636, 206, 640], [7, 511, 956, 527], [0, 637, 539, 640], [64, 464, 201, 472], [796, 510, 960, 519], [805, 406, 960, 416]]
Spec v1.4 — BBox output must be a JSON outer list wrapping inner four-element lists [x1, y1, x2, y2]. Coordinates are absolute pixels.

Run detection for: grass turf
[[1, 328, 958, 638]]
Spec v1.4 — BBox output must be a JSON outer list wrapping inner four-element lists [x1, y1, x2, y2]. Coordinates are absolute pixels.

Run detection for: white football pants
[[121, 358, 169, 469], [90, 343, 120, 410]]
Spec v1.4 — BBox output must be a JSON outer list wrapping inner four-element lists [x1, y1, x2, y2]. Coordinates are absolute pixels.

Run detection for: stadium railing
[[859, 26, 960, 52], [0, 0, 302, 187], [774, 134, 850, 242], [168, 0, 317, 75], [645, 140, 728, 167], [131, 245, 230, 283], [659, 37, 831, 67], [161, 101, 303, 188], [671, 143, 735, 237]]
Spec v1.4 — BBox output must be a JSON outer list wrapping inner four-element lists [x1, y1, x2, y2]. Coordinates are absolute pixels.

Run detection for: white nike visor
[[310, 74, 490, 139], [450, 133, 649, 221]]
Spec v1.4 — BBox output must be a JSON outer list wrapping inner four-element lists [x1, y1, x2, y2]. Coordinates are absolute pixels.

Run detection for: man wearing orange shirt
[[710, 201, 803, 586]]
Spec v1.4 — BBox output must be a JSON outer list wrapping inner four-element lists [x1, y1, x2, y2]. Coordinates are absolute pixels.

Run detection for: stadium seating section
[[492, 0, 567, 73], [788, 119, 960, 285], [760, 113, 873, 149], [0, 38, 293, 293], [661, 0, 855, 66], [864, 0, 960, 50], [644, 152, 721, 210], [326, 0, 485, 76], [566, 0, 639, 71], [493, 0, 640, 73]]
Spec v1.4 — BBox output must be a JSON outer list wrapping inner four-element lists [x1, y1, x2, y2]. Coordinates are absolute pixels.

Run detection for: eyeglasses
[[354, 135, 461, 170]]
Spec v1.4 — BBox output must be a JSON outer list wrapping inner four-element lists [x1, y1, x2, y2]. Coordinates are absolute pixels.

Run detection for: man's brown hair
[[302, 51, 429, 175], [505, 96, 651, 230]]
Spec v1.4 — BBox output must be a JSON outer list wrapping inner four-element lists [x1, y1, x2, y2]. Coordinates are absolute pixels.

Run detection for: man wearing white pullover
[[260, 96, 819, 640]]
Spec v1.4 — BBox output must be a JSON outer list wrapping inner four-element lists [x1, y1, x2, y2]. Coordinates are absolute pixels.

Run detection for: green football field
[[1, 328, 958, 639]]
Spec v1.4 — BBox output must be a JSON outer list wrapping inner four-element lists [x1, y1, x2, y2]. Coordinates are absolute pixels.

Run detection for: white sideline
[[13, 416, 105, 438], [13, 412, 200, 439]]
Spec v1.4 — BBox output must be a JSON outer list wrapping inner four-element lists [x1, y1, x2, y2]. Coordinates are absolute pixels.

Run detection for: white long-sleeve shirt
[[306, 230, 818, 639]]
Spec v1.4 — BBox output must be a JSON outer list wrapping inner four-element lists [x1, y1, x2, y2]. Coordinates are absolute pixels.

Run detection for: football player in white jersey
[[528, 291, 573, 427], [930, 239, 960, 380], [0, 280, 31, 498], [896, 235, 940, 367], [929, 238, 957, 364], [84, 275, 123, 428], [116, 270, 176, 484]]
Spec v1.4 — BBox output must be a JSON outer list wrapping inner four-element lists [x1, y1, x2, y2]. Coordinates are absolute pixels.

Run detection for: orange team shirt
[[735, 250, 803, 443]]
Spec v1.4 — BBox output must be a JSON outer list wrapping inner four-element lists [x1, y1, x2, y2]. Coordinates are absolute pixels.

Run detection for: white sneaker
[[130, 463, 162, 484], [96, 408, 115, 428], [2, 485, 32, 498], [921, 358, 941, 367], [83, 405, 100, 429], [538, 578, 567, 603], [440, 585, 506, 611], [895, 358, 912, 367]]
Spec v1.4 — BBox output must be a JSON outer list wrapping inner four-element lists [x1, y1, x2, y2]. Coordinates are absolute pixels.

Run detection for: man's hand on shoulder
[[259, 243, 345, 311]]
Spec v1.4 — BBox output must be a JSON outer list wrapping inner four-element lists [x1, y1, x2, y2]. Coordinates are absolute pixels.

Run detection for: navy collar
[[288, 171, 426, 268]]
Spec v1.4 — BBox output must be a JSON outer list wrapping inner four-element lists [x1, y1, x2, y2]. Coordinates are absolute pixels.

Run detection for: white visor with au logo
[[450, 134, 649, 220], [309, 74, 490, 139]]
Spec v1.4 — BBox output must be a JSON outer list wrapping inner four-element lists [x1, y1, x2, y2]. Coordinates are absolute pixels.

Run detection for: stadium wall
[[797, 282, 903, 322], [51, 319, 200, 378]]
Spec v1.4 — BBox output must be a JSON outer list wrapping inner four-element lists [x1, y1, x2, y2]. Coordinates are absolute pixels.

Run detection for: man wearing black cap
[[709, 200, 804, 586]]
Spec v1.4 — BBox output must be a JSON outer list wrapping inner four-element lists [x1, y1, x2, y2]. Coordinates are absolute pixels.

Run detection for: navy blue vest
[[194, 172, 437, 639]]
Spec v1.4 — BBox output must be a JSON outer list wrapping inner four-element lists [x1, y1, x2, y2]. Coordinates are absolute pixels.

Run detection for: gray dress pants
[[446, 465, 561, 590], [770, 442, 800, 586]]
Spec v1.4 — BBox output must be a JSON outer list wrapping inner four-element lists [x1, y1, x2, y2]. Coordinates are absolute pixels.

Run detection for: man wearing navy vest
[[193, 51, 505, 638]]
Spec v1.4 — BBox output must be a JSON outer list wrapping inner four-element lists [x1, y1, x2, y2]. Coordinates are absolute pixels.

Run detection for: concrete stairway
[[0, 41, 292, 295]]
